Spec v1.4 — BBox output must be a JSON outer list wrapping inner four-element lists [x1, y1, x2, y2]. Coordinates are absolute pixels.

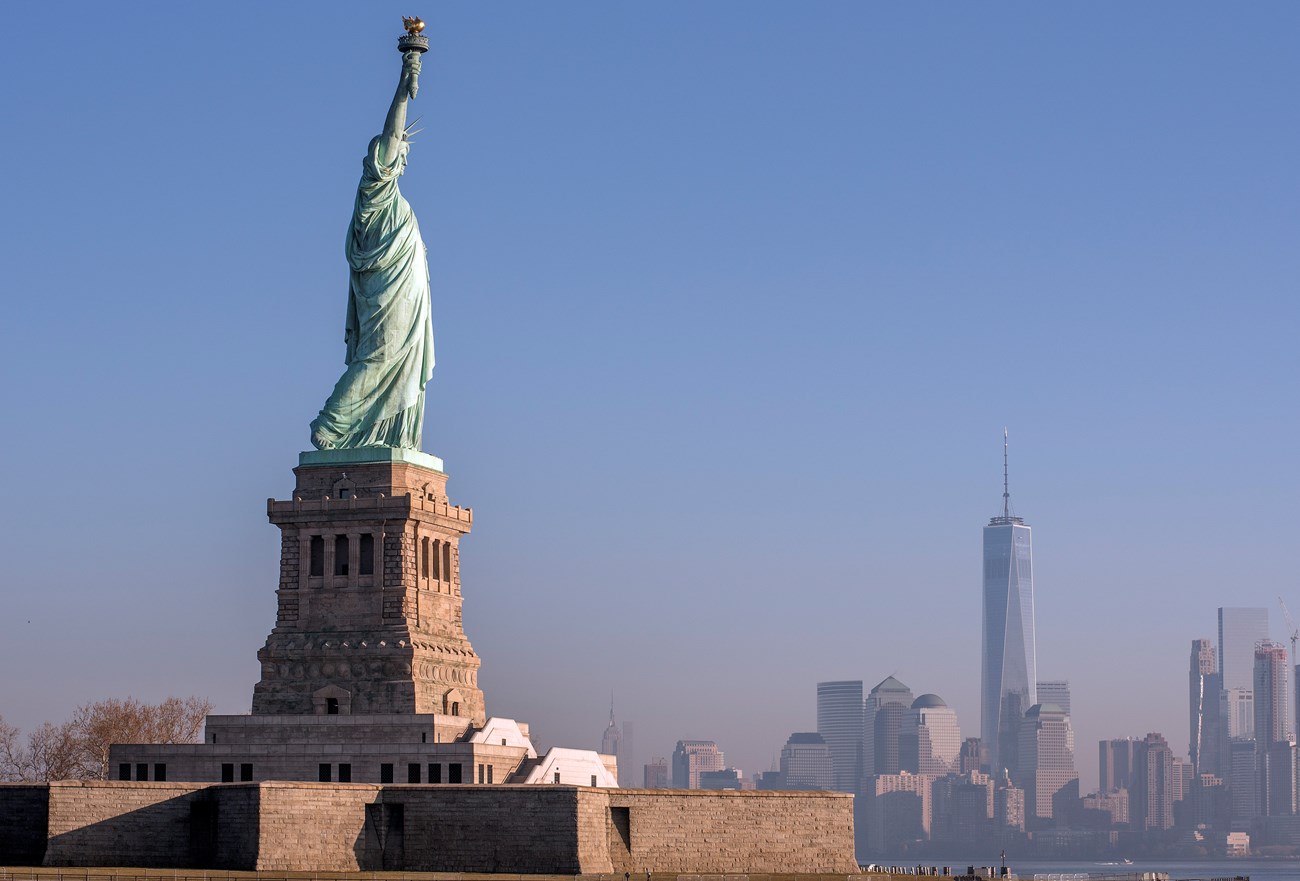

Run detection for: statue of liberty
[[311, 28, 434, 452]]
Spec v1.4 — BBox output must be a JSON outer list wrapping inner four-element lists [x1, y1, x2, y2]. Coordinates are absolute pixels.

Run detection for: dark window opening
[[421, 732, 426, 743], [380, 763, 394, 784], [448, 763, 462, 784], [334, 535, 349, 576], [429, 763, 441, 784], [240, 763, 253, 782], [154, 763, 167, 782], [421, 537, 430, 578], [591, 775, 598, 787], [338, 763, 351, 783], [431, 539, 441, 579], [487, 765, 493, 784], [309, 535, 324, 577], [221, 763, 234, 783], [136, 763, 149, 781], [118, 763, 130, 781], [478, 763, 485, 784], [408, 763, 421, 783], [359, 532, 374, 575], [450, 701, 459, 717], [554, 771, 561, 784], [319, 763, 332, 782], [443, 542, 452, 580], [326, 697, 339, 715]]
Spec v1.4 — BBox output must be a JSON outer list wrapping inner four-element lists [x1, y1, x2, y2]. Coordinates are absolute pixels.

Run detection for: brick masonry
[[2, 782, 857, 873]]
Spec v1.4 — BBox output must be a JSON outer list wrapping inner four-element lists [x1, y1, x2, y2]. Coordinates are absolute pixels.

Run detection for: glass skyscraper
[[816, 680, 864, 793], [981, 434, 1036, 779], [1219, 606, 1269, 738]]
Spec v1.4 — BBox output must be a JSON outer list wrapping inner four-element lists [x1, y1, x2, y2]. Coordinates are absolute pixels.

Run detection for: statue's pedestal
[[251, 449, 483, 722]]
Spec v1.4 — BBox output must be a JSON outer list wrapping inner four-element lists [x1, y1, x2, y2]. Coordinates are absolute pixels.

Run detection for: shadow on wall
[[0, 785, 49, 865], [39, 783, 261, 870]]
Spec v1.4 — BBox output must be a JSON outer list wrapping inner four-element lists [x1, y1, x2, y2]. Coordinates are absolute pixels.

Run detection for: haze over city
[[2, 1, 1298, 797]]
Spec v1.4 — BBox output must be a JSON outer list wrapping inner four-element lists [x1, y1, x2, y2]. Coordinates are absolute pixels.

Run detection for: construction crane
[[1278, 596, 1299, 659]]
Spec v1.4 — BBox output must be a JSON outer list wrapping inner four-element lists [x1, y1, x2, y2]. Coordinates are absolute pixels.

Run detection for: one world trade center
[[981, 431, 1036, 779]]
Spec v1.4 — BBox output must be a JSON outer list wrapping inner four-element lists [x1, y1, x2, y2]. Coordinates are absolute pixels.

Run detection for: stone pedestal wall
[[2, 782, 856, 874]]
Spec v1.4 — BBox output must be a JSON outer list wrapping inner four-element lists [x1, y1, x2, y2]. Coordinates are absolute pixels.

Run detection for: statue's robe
[[311, 136, 434, 450]]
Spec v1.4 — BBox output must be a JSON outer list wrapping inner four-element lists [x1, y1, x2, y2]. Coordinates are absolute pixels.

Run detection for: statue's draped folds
[[310, 135, 434, 451]]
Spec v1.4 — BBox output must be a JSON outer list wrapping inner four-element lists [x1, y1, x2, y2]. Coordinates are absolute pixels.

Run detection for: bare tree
[[0, 715, 23, 781], [71, 696, 213, 779], [0, 697, 212, 781]]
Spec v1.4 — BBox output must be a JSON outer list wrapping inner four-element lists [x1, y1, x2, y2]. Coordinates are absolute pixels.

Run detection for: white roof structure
[[518, 747, 618, 787]]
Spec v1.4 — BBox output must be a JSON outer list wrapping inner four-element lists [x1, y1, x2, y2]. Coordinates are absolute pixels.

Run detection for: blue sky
[[1, 3, 1298, 790]]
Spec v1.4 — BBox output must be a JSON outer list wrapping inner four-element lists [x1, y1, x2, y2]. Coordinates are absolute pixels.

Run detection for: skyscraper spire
[[1003, 427, 1010, 519]]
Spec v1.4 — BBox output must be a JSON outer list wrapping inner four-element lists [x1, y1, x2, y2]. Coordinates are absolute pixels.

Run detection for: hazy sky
[[2, 3, 1298, 792]]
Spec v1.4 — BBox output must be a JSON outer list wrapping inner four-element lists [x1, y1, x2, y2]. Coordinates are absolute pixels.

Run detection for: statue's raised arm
[[382, 51, 422, 157], [309, 22, 435, 453]]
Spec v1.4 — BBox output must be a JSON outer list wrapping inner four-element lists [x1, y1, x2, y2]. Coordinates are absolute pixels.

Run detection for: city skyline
[[3, 3, 1300, 796]]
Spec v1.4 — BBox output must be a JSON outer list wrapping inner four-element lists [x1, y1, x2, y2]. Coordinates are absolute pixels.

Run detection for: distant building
[[873, 702, 908, 776], [1189, 639, 1222, 776], [981, 434, 1036, 780], [672, 740, 724, 789], [1131, 732, 1175, 831], [865, 676, 913, 779], [905, 694, 962, 775], [1036, 681, 1071, 718], [1081, 788, 1129, 827], [959, 738, 983, 775], [931, 770, 993, 843], [643, 756, 668, 789], [1017, 703, 1078, 828], [1225, 687, 1255, 741], [780, 732, 835, 790], [1229, 737, 1258, 830], [1099, 737, 1137, 793], [698, 768, 745, 790], [865, 772, 933, 853], [1255, 640, 1294, 817], [1219, 607, 1269, 737], [816, 680, 864, 793], [1220, 608, 1270, 692], [994, 771, 1026, 833]]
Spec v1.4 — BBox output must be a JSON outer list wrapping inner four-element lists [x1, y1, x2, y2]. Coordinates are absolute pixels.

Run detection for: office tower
[[643, 757, 669, 788], [816, 680, 864, 793], [600, 698, 624, 783], [873, 702, 908, 776], [865, 676, 914, 778], [994, 771, 1026, 833], [1017, 703, 1078, 827], [1036, 681, 1071, 717], [981, 432, 1036, 779], [1100, 737, 1137, 793], [1254, 640, 1294, 816], [671, 740, 724, 789], [1219, 607, 1269, 736], [1225, 688, 1255, 740], [1255, 641, 1291, 745], [779, 733, 835, 790], [904, 694, 962, 775], [1131, 732, 1175, 831], [1229, 738, 1258, 829], [1081, 789, 1129, 827], [1189, 639, 1222, 776], [865, 772, 934, 853], [698, 768, 744, 790], [931, 771, 993, 844], [959, 738, 983, 774]]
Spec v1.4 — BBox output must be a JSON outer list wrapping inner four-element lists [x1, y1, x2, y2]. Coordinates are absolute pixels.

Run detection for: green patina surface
[[310, 49, 435, 454], [299, 446, 445, 472]]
